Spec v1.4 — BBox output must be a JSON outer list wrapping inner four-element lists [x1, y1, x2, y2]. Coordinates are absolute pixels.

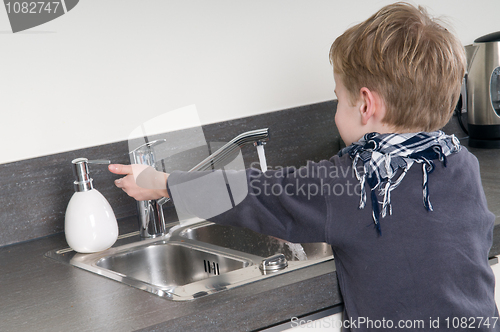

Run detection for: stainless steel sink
[[95, 242, 251, 287], [179, 222, 332, 261], [46, 218, 334, 301]]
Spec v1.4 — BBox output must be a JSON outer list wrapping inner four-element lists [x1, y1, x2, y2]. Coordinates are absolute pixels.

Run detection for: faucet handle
[[129, 139, 167, 155], [129, 139, 167, 166]]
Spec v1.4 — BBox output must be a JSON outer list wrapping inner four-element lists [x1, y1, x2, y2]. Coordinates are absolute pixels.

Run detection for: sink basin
[[95, 242, 251, 288], [180, 222, 332, 261], [46, 218, 334, 301]]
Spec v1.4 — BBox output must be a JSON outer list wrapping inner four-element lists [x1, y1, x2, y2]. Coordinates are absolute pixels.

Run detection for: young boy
[[110, 3, 498, 330]]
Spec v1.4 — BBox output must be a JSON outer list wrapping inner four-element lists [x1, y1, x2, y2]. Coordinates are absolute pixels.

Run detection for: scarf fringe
[[341, 131, 461, 235]]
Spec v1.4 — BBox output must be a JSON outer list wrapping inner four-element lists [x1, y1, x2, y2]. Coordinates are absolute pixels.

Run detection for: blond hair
[[329, 2, 466, 132]]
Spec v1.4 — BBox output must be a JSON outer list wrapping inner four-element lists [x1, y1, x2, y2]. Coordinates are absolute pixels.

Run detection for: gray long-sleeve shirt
[[168, 147, 498, 331]]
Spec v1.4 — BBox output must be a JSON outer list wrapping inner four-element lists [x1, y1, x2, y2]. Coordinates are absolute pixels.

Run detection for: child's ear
[[358, 87, 378, 125]]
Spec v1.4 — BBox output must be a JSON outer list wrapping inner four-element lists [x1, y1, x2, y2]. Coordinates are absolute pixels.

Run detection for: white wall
[[1, 0, 499, 164]]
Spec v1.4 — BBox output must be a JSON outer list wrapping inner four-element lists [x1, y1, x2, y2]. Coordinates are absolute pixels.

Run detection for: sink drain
[[259, 254, 288, 274], [204, 259, 220, 275]]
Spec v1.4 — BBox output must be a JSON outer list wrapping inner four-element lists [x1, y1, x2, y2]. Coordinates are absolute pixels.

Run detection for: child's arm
[[167, 162, 331, 244], [109, 160, 333, 244], [108, 164, 169, 201]]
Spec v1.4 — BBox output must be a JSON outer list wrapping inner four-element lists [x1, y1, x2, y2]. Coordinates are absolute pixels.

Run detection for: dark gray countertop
[[0, 216, 340, 332], [1, 144, 499, 332]]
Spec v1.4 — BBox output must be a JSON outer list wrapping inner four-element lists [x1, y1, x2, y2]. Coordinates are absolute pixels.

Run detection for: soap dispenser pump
[[65, 158, 118, 253]]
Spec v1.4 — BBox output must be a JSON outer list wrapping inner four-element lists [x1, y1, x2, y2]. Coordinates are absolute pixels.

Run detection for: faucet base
[[137, 199, 167, 238]]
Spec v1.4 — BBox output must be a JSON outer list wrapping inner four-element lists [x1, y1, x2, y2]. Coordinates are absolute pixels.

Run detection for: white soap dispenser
[[65, 158, 119, 253]]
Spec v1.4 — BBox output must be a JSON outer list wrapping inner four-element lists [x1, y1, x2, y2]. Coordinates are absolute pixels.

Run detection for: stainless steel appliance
[[465, 31, 500, 148]]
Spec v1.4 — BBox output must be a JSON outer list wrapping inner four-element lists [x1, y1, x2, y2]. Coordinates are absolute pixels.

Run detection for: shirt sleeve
[[167, 159, 334, 243]]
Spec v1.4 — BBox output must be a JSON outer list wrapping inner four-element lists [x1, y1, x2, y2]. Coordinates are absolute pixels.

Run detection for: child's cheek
[[334, 111, 348, 144]]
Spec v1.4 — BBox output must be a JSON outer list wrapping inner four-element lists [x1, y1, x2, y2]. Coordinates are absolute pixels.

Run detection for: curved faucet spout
[[190, 128, 269, 172]]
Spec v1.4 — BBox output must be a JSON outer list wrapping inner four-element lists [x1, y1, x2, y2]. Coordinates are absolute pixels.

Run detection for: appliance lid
[[474, 31, 500, 43]]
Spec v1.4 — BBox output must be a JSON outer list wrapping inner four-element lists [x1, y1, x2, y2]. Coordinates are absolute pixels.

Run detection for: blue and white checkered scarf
[[338, 131, 461, 234]]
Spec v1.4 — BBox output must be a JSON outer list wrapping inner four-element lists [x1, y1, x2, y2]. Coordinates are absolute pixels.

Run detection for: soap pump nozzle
[[71, 158, 110, 192]]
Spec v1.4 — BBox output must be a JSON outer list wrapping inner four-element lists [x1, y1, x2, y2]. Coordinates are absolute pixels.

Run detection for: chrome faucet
[[131, 128, 270, 238], [129, 139, 168, 238]]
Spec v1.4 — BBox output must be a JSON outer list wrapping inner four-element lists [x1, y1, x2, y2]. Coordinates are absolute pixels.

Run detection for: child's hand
[[108, 164, 170, 201]]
